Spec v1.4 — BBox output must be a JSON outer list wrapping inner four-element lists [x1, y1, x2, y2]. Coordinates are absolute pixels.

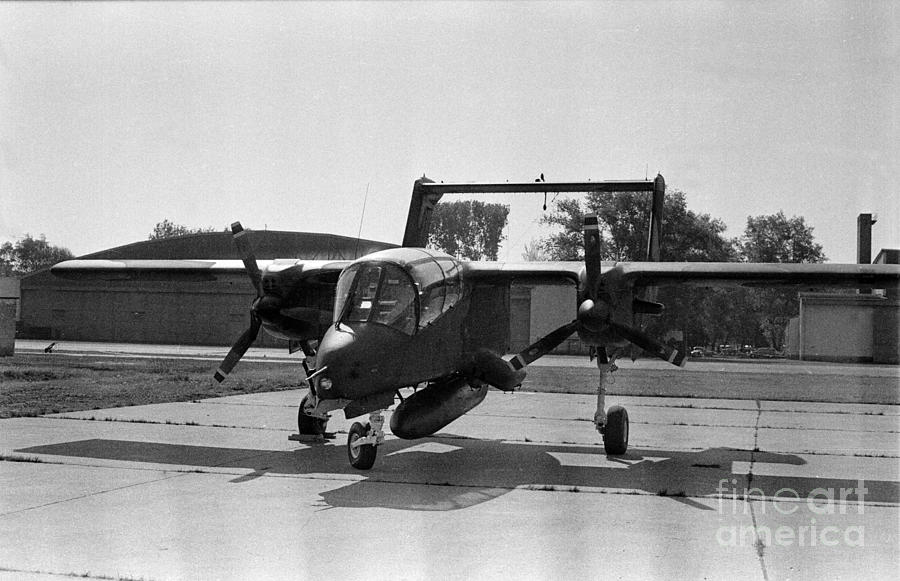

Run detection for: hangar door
[[509, 285, 531, 352]]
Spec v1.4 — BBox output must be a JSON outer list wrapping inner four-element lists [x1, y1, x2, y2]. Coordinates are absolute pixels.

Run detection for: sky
[[1, 1, 897, 263]]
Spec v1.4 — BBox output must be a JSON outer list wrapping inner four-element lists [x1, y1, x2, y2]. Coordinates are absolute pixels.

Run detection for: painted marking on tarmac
[[547, 451, 669, 469], [386, 442, 463, 457]]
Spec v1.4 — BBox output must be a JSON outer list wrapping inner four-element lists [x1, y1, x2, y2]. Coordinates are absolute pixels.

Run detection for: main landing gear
[[593, 353, 629, 455], [347, 411, 386, 470]]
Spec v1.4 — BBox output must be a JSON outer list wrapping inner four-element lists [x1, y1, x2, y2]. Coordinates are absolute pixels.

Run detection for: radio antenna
[[354, 183, 370, 259]]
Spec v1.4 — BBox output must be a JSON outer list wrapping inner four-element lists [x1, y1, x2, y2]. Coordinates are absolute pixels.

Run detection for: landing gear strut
[[297, 343, 329, 436], [594, 353, 629, 455], [347, 410, 385, 470]]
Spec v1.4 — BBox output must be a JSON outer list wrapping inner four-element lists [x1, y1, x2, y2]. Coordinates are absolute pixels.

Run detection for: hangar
[[18, 231, 394, 348], [18, 231, 572, 353]]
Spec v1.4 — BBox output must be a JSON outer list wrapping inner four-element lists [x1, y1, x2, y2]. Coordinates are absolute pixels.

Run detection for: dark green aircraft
[[52, 176, 900, 469]]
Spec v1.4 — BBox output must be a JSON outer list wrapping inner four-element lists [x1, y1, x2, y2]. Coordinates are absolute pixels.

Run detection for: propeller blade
[[214, 314, 262, 382], [509, 320, 580, 371], [582, 214, 602, 298], [609, 321, 685, 367], [231, 222, 263, 297]]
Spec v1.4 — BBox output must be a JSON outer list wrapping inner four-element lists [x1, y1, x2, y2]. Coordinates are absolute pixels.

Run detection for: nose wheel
[[347, 411, 385, 470], [601, 405, 629, 455]]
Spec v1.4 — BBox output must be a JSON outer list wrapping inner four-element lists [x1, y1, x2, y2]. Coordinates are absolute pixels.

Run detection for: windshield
[[334, 263, 417, 334]]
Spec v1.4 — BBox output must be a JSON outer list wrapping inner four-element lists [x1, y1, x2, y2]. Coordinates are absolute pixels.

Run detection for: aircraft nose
[[316, 324, 374, 398], [315, 323, 403, 399]]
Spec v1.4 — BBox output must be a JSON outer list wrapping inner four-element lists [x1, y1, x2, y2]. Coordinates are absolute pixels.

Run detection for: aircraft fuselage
[[313, 247, 512, 406]]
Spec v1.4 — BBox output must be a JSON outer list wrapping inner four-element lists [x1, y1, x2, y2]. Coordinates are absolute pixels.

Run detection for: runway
[[1, 356, 898, 580]]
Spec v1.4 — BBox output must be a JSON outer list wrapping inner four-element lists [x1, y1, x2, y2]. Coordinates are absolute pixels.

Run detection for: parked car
[[719, 344, 739, 356], [751, 347, 782, 359], [690, 347, 705, 358]]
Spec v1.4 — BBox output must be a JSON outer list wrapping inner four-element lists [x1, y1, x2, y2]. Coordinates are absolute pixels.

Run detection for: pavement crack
[[747, 399, 770, 581], [748, 502, 770, 581], [0, 565, 157, 580], [0, 471, 191, 518]]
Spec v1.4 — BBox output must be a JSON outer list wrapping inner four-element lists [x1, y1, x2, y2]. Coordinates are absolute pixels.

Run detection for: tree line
[[428, 193, 827, 351], [4, 202, 827, 351]]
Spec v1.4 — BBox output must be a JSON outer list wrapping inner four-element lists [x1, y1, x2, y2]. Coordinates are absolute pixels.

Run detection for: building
[[785, 246, 899, 364], [785, 292, 899, 364], [0, 277, 19, 356], [19, 231, 394, 348], [510, 283, 582, 354]]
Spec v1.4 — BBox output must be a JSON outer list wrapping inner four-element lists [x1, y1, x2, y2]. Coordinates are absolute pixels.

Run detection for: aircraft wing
[[51, 259, 349, 282], [609, 262, 900, 290], [462, 261, 584, 285]]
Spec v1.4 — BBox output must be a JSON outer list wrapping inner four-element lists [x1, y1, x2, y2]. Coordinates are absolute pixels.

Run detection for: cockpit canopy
[[334, 248, 462, 335]]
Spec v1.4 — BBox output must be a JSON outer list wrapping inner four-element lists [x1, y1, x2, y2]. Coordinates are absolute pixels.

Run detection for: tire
[[603, 405, 629, 455], [347, 422, 377, 470], [297, 394, 327, 435]]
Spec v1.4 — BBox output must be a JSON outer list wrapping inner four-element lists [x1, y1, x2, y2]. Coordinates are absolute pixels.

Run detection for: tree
[[740, 211, 826, 263], [0, 235, 75, 275], [739, 211, 827, 349], [149, 219, 218, 240], [522, 238, 550, 261], [428, 200, 510, 261], [540, 190, 737, 262]]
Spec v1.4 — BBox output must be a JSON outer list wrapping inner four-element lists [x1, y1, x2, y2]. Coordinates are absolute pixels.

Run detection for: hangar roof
[[78, 231, 396, 261], [21, 231, 396, 286]]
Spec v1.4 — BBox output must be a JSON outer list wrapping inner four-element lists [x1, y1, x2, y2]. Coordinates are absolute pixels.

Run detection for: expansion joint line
[[747, 399, 769, 581]]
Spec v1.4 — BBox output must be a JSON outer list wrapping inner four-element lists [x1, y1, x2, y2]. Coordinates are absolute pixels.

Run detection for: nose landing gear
[[347, 410, 386, 470], [594, 354, 629, 455]]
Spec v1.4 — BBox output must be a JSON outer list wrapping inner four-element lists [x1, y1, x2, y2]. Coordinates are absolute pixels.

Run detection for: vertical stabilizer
[[646, 174, 665, 262]]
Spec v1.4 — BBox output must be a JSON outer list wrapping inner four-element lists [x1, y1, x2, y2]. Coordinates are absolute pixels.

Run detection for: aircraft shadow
[[17, 436, 898, 512]]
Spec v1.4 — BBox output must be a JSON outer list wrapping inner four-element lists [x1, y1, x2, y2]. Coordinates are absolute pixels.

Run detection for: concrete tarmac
[[1, 352, 899, 580], [15, 339, 900, 377]]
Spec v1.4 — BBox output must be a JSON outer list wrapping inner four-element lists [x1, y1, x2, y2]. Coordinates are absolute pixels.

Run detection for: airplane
[[52, 175, 900, 470]]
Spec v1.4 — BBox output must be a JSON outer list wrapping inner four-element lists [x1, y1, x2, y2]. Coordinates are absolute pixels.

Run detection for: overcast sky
[[1, 1, 897, 263]]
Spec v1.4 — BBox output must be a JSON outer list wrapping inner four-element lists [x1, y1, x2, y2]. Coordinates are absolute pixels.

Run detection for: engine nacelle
[[389, 377, 488, 440], [460, 349, 525, 392]]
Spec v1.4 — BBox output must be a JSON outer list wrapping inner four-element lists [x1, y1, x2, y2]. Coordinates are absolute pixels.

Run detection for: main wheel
[[603, 405, 629, 455], [347, 421, 377, 470], [297, 394, 327, 435]]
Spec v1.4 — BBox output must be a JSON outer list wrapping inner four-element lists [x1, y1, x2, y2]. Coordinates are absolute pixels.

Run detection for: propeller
[[582, 213, 602, 297], [214, 222, 272, 383], [509, 213, 685, 371], [608, 320, 685, 366], [214, 314, 261, 382], [231, 222, 263, 298], [509, 320, 580, 372]]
